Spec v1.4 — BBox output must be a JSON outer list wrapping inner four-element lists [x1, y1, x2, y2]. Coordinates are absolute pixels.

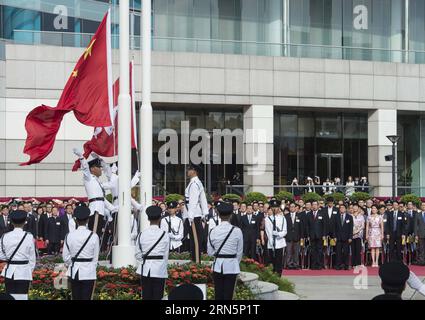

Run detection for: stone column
[[368, 109, 397, 197], [243, 105, 274, 196]]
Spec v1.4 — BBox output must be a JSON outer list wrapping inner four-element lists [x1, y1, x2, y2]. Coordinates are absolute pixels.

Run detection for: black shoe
[[344, 266, 350, 270], [335, 266, 341, 270]]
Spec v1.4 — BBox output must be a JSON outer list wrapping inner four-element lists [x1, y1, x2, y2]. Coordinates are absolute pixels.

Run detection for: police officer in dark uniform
[[372, 261, 410, 300]]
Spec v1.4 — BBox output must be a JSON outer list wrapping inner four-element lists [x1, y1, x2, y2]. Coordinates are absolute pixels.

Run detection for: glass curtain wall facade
[[274, 111, 368, 188], [152, 107, 243, 197], [2, 0, 425, 63]]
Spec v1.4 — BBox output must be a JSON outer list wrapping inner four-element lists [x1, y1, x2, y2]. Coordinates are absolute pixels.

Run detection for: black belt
[[113, 196, 118, 201], [89, 197, 104, 203], [215, 254, 236, 259], [7, 260, 29, 265], [144, 256, 163, 260], [71, 258, 93, 262]]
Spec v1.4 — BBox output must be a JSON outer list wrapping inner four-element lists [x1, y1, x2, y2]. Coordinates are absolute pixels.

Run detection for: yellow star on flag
[[84, 39, 96, 60], [72, 70, 78, 78]]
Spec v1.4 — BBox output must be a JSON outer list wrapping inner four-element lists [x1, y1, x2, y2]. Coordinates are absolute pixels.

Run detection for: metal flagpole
[[140, 0, 152, 231], [112, 0, 136, 268]]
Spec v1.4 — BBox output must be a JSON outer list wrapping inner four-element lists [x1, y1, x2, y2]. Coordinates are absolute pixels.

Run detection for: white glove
[[91, 152, 100, 159], [407, 271, 424, 291], [272, 231, 279, 236], [73, 148, 83, 158]]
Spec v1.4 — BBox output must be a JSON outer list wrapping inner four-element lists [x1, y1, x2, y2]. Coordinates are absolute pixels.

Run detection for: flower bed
[[0, 261, 255, 300]]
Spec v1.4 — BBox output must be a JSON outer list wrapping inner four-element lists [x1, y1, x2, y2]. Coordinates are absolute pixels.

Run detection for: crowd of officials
[[1, 195, 425, 276]]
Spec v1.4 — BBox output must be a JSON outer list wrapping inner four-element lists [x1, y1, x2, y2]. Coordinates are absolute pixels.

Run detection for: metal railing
[[10, 30, 425, 64], [225, 184, 374, 198]]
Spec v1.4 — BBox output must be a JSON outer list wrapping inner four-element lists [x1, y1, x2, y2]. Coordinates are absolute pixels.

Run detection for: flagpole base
[[112, 245, 136, 268]]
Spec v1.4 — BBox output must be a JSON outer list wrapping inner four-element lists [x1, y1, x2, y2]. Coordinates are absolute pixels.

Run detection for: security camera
[[385, 155, 394, 161]]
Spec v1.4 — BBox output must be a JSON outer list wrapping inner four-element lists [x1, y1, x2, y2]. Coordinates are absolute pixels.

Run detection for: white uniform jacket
[[79, 158, 106, 216], [207, 221, 243, 274], [135, 225, 169, 278], [63, 226, 100, 280], [184, 176, 209, 220], [0, 228, 36, 280], [265, 214, 287, 249], [160, 215, 184, 250]]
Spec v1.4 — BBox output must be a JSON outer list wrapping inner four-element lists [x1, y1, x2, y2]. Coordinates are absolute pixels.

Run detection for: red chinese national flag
[[71, 62, 137, 171], [21, 10, 113, 166]]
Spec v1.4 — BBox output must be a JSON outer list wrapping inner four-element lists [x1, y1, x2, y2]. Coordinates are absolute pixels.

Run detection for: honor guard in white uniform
[[135, 206, 170, 300], [265, 199, 287, 276], [184, 165, 209, 263], [207, 202, 243, 300], [73, 148, 109, 237], [160, 201, 184, 252], [0, 210, 36, 300], [208, 202, 222, 232], [63, 205, 100, 300]]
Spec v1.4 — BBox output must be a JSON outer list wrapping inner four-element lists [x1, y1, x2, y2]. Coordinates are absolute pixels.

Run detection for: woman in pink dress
[[366, 205, 384, 267]]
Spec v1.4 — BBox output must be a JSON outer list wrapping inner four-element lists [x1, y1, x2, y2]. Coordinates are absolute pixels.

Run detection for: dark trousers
[[417, 238, 425, 264], [351, 238, 362, 266], [267, 248, 283, 275], [243, 237, 257, 260], [189, 217, 203, 263], [141, 276, 165, 300], [70, 272, 95, 300], [5, 277, 30, 295], [310, 238, 324, 269], [389, 234, 403, 261], [213, 272, 237, 300], [285, 241, 300, 268], [88, 212, 104, 239], [47, 242, 60, 255], [336, 240, 350, 268]]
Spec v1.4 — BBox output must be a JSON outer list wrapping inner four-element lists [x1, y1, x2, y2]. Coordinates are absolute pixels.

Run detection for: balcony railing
[[9, 30, 425, 64]]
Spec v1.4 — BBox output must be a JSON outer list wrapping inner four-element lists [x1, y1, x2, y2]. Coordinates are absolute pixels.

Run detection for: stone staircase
[[239, 271, 299, 300]]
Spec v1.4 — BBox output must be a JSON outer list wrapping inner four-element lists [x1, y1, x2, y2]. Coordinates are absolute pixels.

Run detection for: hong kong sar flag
[[71, 62, 138, 171], [21, 10, 114, 166]]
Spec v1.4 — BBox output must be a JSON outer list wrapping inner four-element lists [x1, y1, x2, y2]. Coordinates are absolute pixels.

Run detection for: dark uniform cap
[[187, 164, 201, 173], [9, 210, 27, 224], [385, 199, 393, 205], [146, 205, 162, 220], [167, 201, 178, 209], [74, 206, 90, 221], [168, 284, 204, 300], [269, 199, 280, 208], [88, 158, 102, 168], [213, 201, 223, 207], [216, 202, 233, 216], [76, 202, 87, 207], [378, 261, 410, 287]]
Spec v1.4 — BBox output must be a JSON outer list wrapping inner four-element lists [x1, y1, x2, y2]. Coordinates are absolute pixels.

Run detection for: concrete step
[[239, 271, 259, 288], [251, 280, 279, 300], [275, 290, 300, 300]]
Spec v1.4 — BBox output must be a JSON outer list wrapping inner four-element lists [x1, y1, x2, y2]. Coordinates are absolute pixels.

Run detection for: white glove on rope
[[73, 148, 83, 158], [407, 271, 425, 296]]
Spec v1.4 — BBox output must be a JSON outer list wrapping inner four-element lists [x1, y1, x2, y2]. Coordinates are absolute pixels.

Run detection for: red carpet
[[283, 265, 425, 276]]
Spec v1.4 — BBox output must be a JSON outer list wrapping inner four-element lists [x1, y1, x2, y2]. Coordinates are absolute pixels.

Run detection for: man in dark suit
[[414, 202, 425, 265], [306, 201, 328, 270], [0, 205, 11, 236], [23, 201, 38, 238], [321, 197, 339, 268], [332, 204, 353, 270], [240, 204, 260, 260], [230, 201, 244, 228], [385, 201, 406, 262], [45, 207, 65, 255], [38, 202, 53, 241], [284, 203, 304, 269], [60, 204, 74, 238]]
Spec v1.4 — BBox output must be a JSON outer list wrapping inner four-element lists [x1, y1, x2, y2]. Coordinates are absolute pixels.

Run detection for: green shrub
[[244, 192, 268, 204], [221, 193, 242, 203], [350, 192, 370, 202], [165, 194, 184, 203], [400, 194, 421, 207], [274, 191, 294, 202], [301, 192, 322, 203], [327, 192, 345, 202]]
